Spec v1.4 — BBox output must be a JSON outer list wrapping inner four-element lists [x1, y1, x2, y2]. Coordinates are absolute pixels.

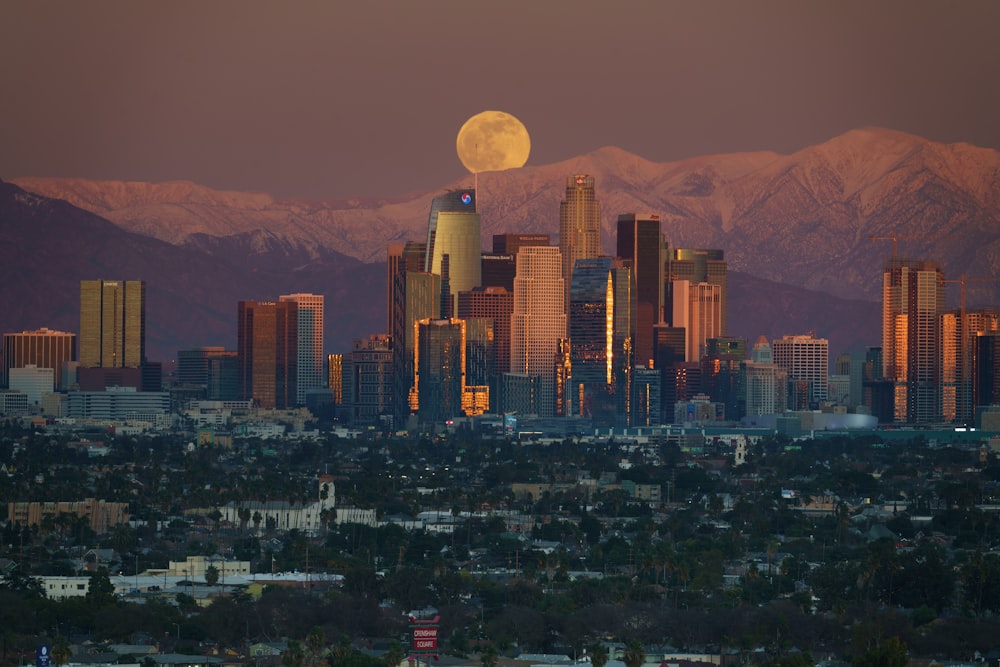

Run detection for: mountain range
[[4, 127, 998, 363]]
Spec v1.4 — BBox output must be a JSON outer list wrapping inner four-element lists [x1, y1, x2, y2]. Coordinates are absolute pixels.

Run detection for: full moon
[[456, 110, 531, 174]]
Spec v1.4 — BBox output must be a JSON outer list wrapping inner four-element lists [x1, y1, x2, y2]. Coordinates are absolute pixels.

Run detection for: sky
[[2, 1, 999, 200]]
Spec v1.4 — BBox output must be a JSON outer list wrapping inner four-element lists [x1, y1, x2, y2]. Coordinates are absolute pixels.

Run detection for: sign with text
[[412, 627, 438, 651], [37, 645, 51, 667]]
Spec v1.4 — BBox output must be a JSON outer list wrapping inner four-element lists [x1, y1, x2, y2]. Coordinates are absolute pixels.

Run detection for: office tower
[[610, 261, 636, 425], [668, 249, 728, 335], [661, 362, 702, 423], [387, 242, 427, 332], [463, 318, 494, 415], [751, 335, 773, 364], [3, 328, 76, 389], [554, 337, 572, 417], [237, 300, 298, 409], [559, 175, 602, 309], [411, 318, 466, 423], [391, 270, 441, 425], [176, 347, 237, 400], [741, 361, 788, 417], [458, 286, 513, 378], [425, 190, 481, 315], [942, 307, 999, 423], [671, 280, 723, 362], [568, 257, 615, 419], [493, 233, 551, 256], [343, 334, 394, 426], [483, 235, 551, 292], [974, 333, 1000, 410], [631, 366, 661, 427], [327, 353, 344, 407], [280, 293, 324, 406], [8, 365, 55, 405], [702, 337, 747, 421], [772, 333, 829, 409], [511, 246, 566, 417], [881, 258, 945, 423], [617, 213, 666, 365], [79, 280, 146, 368]]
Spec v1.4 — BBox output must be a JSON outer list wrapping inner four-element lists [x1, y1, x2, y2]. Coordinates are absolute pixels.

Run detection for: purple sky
[[2, 1, 998, 199]]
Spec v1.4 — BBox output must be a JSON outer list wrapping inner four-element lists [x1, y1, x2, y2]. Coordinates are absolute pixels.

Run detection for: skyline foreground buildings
[[2, 170, 1000, 432]]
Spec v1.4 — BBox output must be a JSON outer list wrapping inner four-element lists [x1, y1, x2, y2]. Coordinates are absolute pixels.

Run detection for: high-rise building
[[772, 333, 829, 409], [702, 337, 747, 421], [493, 234, 551, 256], [881, 258, 945, 423], [424, 190, 481, 315], [458, 286, 513, 378], [463, 318, 494, 415], [176, 347, 237, 399], [668, 249, 728, 335], [482, 235, 552, 293], [391, 270, 441, 425], [387, 242, 427, 333], [237, 300, 298, 409], [327, 353, 343, 406], [511, 246, 566, 417], [280, 293, 324, 405], [3, 328, 76, 389], [79, 280, 146, 368], [343, 334, 393, 426], [741, 361, 788, 418], [568, 257, 615, 420], [617, 213, 666, 366], [559, 175, 602, 310], [610, 261, 636, 426], [942, 307, 999, 423], [974, 333, 1000, 411], [671, 280, 723, 362], [412, 318, 466, 424]]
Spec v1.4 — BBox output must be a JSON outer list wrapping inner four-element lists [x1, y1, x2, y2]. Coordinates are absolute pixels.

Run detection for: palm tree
[[590, 644, 608, 667], [622, 641, 645, 667]]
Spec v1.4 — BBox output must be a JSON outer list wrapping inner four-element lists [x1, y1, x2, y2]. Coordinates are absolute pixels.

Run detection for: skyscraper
[[941, 307, 999, 423], [424, 190, 481, 315], [510, 246, 566, 417], [668, 249, 728, 335], [881, 257, 945, 423], [772, 333, 829, 409], [458, 286, 513, 378], [568, 257, 615, 419], [559, 175, 601, 310], [3, 328, 76, 389], [412, 318, 466, 424], [387, 241, 427, 333], [671, 280, 723, 362], [343, 334, 393, 426], [280, 293, 324, 405], [237, 300, 298, 409], [617, 213, 666, 366], [79, 280, 146, 368]]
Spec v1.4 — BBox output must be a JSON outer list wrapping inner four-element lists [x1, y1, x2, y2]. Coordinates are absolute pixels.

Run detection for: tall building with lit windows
[[568, 257, 615, 420], [617, 213, 666, 367], [79, 280, 146, 368], [280, 293, 324, 405], [941, 307, 999, 423], [237, 300, 298, 409], [3, 328, 76, 389], [559, 175, 601, 310], [668, 249, 728, 336], [510, 246, 565, 417], [671, 280, 723, 362], [424, 190, 481, 315], [772, 333, 829, 409], [881, 258, 944, 423]]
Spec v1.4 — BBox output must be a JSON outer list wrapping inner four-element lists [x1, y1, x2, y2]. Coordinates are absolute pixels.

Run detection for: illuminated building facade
[[425, 190, 481, 315], [881, 258, 944, 423], [237, 300, 298, 409], [412, 318, 466, 424], [458, 286, 513, 378], [668, 249, 728, 336], [79, 279, 146, 368], [511, 246, 565, 417], [772, 333, 829, 409], [3, 327, 76, 389], [671, 280, 723, 362], [616, 213, 666, 366], [568, 257, 614, 419], [344, 334, 393, 426], [279, 293, 324, 405], [559, 175, 601, 310]]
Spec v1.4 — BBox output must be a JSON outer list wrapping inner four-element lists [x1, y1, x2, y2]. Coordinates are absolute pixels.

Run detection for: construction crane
[[868, 229, 928, 257]]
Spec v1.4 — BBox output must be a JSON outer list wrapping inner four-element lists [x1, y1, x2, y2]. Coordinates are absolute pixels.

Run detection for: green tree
[[383, 641, 405, 667], [480, 645, 499, 667], [52, 635, 72, 667], [205, 565, 220, 587], [86, 567, 117, 607], [282, 640, 306, 667], [623, 641, 645, 667], [590, 644, 608, 667], [852, 637, 908, 667]]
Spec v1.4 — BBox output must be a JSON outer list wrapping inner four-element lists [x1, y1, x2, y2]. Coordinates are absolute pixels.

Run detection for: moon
[[456, 110, 531, 174]]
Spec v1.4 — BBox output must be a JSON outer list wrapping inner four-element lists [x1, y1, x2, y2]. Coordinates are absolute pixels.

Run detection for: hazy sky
[[2, 1, 998, 199]]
